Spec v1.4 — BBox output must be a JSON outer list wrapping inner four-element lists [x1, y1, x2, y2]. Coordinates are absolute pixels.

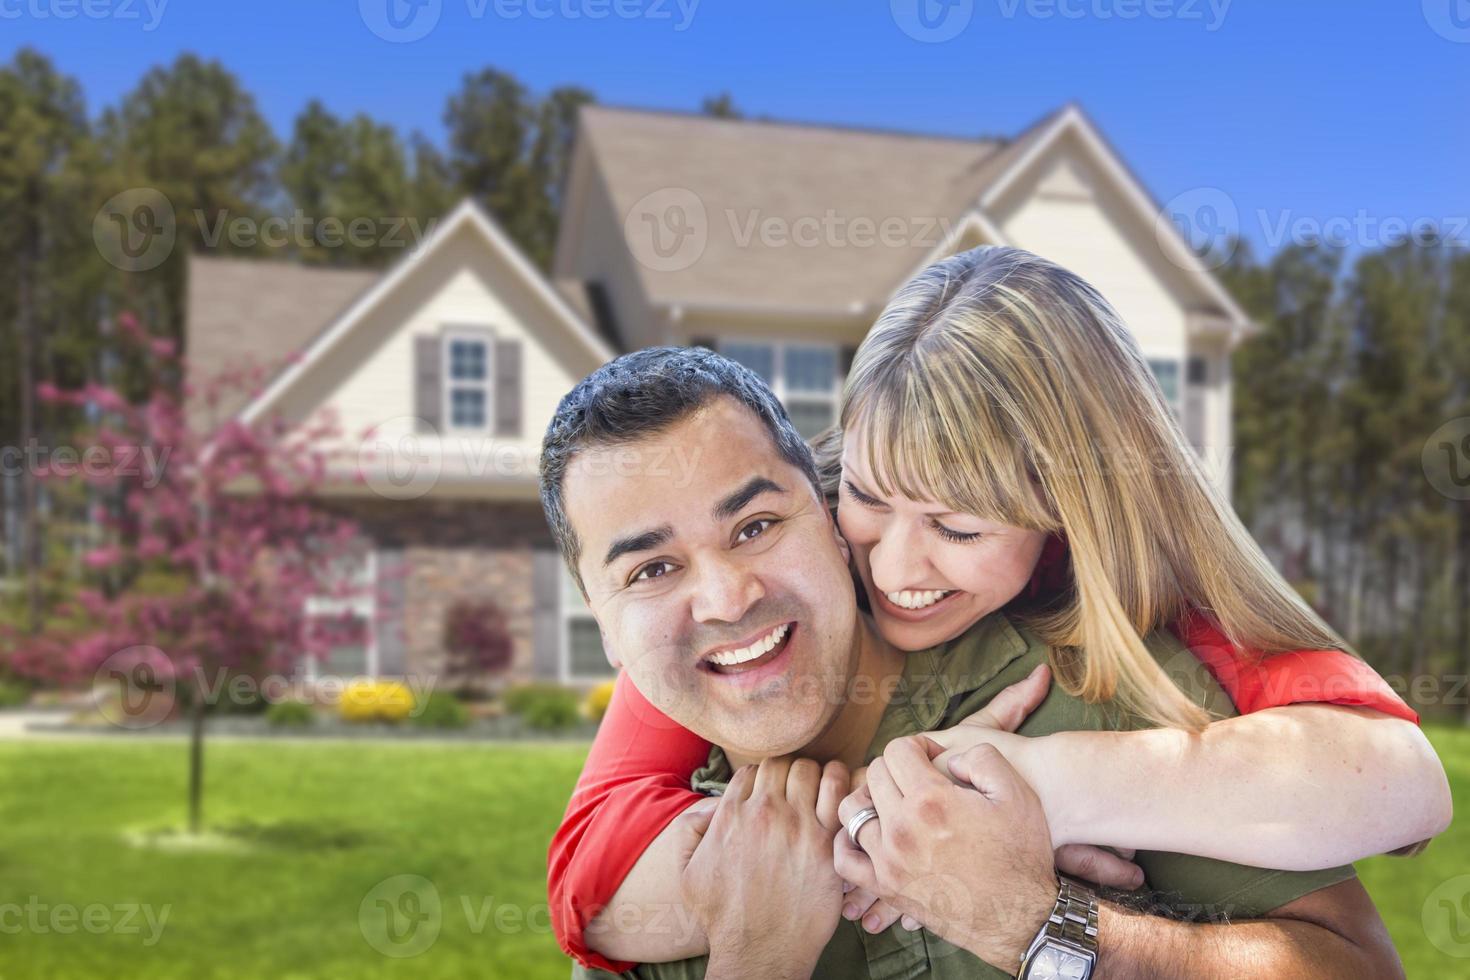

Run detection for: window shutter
[[414, 336, 442, 434], [375, 549, 409, 677], [494, 338, 523, 437], [531, 550, 561, 681]]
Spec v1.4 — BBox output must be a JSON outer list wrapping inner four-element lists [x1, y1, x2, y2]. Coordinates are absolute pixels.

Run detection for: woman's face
[[837, 426, 1049, 652]]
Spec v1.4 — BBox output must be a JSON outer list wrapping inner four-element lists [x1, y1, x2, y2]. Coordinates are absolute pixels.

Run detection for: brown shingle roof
[[185, 255, 377, 425], [576, 106, 1052, 311]]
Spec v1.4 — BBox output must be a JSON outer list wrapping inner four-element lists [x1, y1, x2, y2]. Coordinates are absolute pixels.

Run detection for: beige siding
[[268, 221, 598, 485]]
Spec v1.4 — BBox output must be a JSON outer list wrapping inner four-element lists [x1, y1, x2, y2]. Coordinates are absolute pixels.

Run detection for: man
[[539, 346, 1403, 979]]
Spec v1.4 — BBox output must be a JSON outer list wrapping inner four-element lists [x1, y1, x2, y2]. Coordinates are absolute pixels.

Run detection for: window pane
[[449, 339, 487, 381], [785, 346, 836, 393], [786, 398, 835, 440], [568, 619, 615, 678], [720, 341, 775, 383], [1147, 359, 1180, 409], [451, 388, 486, 427]]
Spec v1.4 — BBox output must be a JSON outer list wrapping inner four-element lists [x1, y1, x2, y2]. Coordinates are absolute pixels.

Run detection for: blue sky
[[4, 0, 1467, 258]]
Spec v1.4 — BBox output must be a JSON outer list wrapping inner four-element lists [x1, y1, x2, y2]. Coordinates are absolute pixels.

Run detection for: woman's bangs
[[851, 370, 1039, 529]]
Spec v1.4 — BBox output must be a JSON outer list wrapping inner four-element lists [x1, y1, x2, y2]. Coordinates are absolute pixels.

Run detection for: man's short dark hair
[[540, 346, 823, 589]]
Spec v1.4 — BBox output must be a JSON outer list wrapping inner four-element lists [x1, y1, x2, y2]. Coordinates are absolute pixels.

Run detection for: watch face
[[1031, 943, 1092, 980]]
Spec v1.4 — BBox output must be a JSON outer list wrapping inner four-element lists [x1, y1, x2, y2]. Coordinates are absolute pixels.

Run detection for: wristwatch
[[1017, 877, 1099, 980]]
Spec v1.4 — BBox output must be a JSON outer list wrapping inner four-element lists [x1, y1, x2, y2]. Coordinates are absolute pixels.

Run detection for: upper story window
[[719, 340, 841, 439], [444, 331, 492, 431]]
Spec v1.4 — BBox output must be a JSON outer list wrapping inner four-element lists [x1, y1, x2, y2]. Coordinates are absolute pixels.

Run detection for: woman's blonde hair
[[825, 245, 1345, 731]]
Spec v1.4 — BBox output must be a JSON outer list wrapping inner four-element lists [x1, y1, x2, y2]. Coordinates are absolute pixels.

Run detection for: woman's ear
[[831, 513, 852, 565]]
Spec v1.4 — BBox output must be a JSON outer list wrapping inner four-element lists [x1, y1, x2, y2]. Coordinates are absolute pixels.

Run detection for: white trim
[[442, 326, 494, 433], [899, 208, 1011, 287], [303, 549, 379, 680], [237, 198, 614, 428], [979, 105, 1252, 335]]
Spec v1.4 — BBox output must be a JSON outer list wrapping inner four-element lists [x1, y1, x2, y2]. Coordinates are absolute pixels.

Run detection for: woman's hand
[[837, 665, 1144, 934], [833, 736, 1060, 969]]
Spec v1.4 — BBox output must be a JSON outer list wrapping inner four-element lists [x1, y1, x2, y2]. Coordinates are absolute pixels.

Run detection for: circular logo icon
[[891, 0, 974, 42], [93, 188, 176, 272], [1155, 187, 1239, 271], [1423, 0, 1470, 43], [360, 874, 442, 957], [360, 0, 443, 42], [358, 418, 443, 500], [93, 645, 177, 730], [623, 188, 708, 273], [1423, 875, 1470, 957], [1423, 417, 1470, 501]]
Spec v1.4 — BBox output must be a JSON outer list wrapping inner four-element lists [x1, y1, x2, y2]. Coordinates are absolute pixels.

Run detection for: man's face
[[564, 396, 861, 760]]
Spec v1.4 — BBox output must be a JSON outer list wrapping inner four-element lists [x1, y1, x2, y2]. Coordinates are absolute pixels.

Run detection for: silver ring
[[846, 806, 879, 850]]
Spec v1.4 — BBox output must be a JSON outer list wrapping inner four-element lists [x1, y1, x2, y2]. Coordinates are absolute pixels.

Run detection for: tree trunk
[[188, 689, 205, 833]]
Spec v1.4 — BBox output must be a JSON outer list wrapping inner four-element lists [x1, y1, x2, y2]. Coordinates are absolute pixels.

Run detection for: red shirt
[[549, 541, 1417, 972]]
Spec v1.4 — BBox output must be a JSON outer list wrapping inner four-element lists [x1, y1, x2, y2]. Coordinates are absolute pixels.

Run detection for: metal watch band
[[1018, 876, 1100, 979], [1048, 876, 1099, 951]]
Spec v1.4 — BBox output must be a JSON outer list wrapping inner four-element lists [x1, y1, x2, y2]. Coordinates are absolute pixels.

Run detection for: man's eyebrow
[[712, 476, 787, 521], [603, 525, 674, 568]]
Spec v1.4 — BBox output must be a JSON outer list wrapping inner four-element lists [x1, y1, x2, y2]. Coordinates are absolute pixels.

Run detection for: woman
[[549, 246, 1449, 972]]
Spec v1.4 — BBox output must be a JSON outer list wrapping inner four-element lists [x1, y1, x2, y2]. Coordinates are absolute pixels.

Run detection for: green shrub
[[0, 680, 30, 708], [411, 692, 470, 729], [504, 683, 581, 731], [265, 700, 315, 728]]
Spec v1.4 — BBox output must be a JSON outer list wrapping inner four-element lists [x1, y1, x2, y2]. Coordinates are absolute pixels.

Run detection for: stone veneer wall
[[326, 497, 555, 685]]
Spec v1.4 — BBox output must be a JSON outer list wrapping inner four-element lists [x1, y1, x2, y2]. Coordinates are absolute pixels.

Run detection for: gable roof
[[187, 258, 379, 425], [569, 104, 1250, 332], [573, 105, 1012, 314], [188, 200, 614, 430]]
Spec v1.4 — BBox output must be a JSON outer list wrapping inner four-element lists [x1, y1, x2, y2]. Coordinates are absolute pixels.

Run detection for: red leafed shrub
[[442, 598, 514, 694]]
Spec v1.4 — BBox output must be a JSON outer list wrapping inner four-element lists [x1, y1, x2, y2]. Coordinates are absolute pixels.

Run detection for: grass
[[0, 727, 1466, 978]]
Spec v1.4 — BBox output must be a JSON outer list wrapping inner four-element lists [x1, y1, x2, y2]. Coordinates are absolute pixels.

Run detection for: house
[[185, 103, 1252, 688]]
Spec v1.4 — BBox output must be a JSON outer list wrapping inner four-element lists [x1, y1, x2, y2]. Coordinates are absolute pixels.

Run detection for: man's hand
[[834, 736, 1059, 970], [682, 756, 849, 980]]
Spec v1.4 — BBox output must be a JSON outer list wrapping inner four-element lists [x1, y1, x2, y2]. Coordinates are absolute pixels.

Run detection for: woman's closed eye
[[932, 521, 982, 544], [844, 480, 885, 509]]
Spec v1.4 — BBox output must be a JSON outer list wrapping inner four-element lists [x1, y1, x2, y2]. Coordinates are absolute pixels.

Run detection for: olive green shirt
[[575, 612, 1354, 980]]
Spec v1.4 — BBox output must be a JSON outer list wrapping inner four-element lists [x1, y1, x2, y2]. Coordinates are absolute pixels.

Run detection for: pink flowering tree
[[23, 312, 372, 833]]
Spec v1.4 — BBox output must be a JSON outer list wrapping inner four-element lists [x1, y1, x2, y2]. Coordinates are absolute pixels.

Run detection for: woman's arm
[[1013, 701, 1451, 869], [548, 673, 713, 972]]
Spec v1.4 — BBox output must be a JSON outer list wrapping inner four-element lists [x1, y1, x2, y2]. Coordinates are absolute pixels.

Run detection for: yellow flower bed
[[583, 680, 616, 722], [339, 680, 415, 723]]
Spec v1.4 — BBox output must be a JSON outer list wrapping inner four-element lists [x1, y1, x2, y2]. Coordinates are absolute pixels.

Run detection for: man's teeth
[[886, 589, 954, 610], [707, 623, 790, 667]]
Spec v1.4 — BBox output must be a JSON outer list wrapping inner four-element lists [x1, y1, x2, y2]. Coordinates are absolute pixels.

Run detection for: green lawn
[[0, 728, 1465, 978]]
